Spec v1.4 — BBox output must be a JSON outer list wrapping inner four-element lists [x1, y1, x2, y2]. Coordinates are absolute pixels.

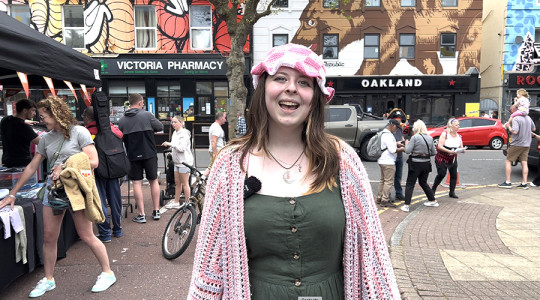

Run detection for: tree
[[209, 0, 275, 138]]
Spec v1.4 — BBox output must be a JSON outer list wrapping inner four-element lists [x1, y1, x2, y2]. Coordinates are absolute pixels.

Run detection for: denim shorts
[[174, 165, 190, 174], [41, 178, 53, 207]]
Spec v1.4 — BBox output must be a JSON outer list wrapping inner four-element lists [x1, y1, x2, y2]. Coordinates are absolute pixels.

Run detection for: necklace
[[268, 148, 304, 184]]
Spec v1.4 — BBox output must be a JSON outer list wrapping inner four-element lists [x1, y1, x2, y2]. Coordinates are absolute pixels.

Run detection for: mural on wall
[[291, 0, 481, 76], [0, 0, 248, 54], [505, 0, 539, 71]]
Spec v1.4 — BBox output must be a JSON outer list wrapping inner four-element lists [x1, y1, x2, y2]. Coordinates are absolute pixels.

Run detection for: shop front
[[505, 67, 540, 120], [99, 54, 248, 148], [327, 70, 480, 126]]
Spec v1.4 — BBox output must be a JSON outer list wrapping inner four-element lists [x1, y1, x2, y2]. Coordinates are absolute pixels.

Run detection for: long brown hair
[[229, 73, 341, 193], [37, 96, 78, 139]]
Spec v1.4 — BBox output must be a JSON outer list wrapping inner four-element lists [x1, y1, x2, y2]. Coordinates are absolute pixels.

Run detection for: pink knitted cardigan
[[188, 142, 401, 299]]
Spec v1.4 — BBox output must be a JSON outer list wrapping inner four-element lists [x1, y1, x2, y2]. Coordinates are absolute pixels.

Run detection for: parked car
[[528, 106, 540, 168], [426, 117, 507, 150]]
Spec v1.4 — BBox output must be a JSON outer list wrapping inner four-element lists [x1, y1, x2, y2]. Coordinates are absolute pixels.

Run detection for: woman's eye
[[274, 76, 286, 82], [299, 80, 312, 87]]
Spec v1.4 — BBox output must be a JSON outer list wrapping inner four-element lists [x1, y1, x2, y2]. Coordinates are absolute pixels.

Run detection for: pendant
[[283, 169, 294, 184]]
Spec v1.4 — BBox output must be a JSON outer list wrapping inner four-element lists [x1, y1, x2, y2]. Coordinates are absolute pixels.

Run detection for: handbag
[[47, 180, 71, 214], [37, 138, 65, 201]]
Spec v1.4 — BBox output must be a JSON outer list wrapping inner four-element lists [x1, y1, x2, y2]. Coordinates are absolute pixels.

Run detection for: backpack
[[92, 92, 130, 179], [366, 131, 388, 159]]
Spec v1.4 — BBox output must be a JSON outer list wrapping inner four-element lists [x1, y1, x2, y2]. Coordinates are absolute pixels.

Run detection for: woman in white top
[[162, 116, 193, 209], [431, 118, 465, 200]]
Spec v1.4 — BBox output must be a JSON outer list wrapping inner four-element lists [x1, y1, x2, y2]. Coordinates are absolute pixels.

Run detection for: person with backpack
[[83, 107, 124, 242], [376, 119, 405, 207]]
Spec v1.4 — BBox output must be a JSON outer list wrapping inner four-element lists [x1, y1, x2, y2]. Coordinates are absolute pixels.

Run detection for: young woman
[[162, 116, 193, 208], [431, 118, 465, 200], [0, 96, 116, 297], [187, 44, 400, 299], [402, 120, 437, 212]]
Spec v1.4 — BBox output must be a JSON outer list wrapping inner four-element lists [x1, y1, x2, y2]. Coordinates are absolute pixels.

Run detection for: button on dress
[[244, 186, 346, 300]]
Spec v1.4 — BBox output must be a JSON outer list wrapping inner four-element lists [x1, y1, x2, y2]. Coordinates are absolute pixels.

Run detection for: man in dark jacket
[[119, 94, 164, 223], [83, 107, 124, 242]]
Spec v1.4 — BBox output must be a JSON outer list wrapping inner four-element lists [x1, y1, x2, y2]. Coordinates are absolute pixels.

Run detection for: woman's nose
[[285, 81, 298, 94]]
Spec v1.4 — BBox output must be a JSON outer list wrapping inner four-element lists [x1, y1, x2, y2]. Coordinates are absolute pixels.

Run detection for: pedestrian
[[431, 118, 466, 198], [161, 116, 193, 209], [188, 43, 400, 299], [388, 108, 406, 201], [0, 96, 116, 297], [83, 107, 124, 242], [377, 119, 405, 207], [236, 111, 246, 137], [0, 99, 41, 167], [492, 110, 499, 119], [531, 131, 540, 187], [402, 120, 437, 212], [480, 111, 489, 118], [118, 93, 164, 223], [208, 111, 226, 165], [498, 104, 535, 189]]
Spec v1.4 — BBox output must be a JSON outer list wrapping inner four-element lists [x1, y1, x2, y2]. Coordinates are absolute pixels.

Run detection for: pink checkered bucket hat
[[251, 43, 335, 103]]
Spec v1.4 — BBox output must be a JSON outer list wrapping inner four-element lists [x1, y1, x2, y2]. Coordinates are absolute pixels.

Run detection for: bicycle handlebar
[[181, 162, 203, 177]]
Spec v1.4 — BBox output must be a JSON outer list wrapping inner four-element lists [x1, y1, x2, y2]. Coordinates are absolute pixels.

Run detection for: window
[[190, 5, 212, 50], [135, 6, 157, 49], [401, 0, 416, 7], [364, 34, 380, 59], [273, 34, 288, 47], [323, 0, 339, 8], [326, 108, 352, 122], [157, 80, 181, 120], [108, 80, 146, 123], [440, 33, 456, 58], [195, 81, 228, 116], [399, 34, 415, 59], [63, 6, 84, 48], [442, 0, 457, 7], [366, 0, 381, 7], [272, 0, 288, 8], [458, 118, 472, 128], [472, 119, 495, 127], [535, 28, 540, 43], [323, 34, 338, 59], [9, 5, 31, 25]]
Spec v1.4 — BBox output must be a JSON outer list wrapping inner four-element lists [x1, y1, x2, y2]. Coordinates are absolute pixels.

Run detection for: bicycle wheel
[[162, 204, 197, 259]]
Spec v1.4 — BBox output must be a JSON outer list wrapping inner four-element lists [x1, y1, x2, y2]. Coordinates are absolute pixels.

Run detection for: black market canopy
[[0, 12, 101, 89]]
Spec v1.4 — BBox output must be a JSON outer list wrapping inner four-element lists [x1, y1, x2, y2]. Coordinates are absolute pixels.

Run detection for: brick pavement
[[390, 184, 540, 299]]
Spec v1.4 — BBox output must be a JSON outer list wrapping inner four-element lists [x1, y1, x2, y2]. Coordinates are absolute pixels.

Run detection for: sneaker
[[375, 197, 382, 204], [132, 214, 146, 223], [531, 182, 538, 187], [516, 183, 529, 190], [380, 201, 397, 208], [91, 272, 116, 293], [96, 234, 111, 243], [498, 182, 512, 189], [152, 210, 160, 220], [165, 201, 181, 209], [424, 200, 440, 207], [29, 278, 56, 298], [401, 205, 410, 212]]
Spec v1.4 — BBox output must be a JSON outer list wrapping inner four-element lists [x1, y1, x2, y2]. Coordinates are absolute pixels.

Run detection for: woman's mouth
[[279, 101, 299, 111]]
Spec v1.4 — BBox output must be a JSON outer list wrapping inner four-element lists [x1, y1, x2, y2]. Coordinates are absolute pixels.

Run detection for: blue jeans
[[394, 156, 404, 197], [96, 177, 123, 238]]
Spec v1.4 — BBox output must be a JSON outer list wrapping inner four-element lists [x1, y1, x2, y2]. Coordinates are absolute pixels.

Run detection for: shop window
[[399, 34, 415, 59], [157, 80, 181, 120], [134, 6, 157, 49], [63, 6, 84, 49], [323, 34, 339, 59], [535, 28, 540, 43], [323, 0, 339, 8], [272, 0, 288, 8], [9, 5, 31, 25], [196, 82, 212, 95], [440, 33, 456, 58], [273, 34, 288, 47], [401, 0, 416, 6], [366, 0, 381, 7], [108, 80, 146, 123], [442, 0, 457, 7], [411, 95, 452, 125], [196, 82, 213, 116], [364, 34, 380, 59], [190, 5, 212, 50], [214, 82, 228, 113]]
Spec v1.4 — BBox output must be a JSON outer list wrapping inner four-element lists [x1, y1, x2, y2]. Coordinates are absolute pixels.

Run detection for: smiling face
[[265, 67, 315, 130], [38, 107, 59, 131]]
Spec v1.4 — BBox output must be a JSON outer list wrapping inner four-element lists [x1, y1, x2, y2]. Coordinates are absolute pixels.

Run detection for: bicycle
[[161, 162, 206, 260]]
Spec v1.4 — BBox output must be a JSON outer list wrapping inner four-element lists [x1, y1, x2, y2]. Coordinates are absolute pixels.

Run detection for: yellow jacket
[[59, 152, 105, 223]]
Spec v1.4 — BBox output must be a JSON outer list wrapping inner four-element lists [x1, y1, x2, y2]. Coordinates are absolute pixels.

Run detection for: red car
[[426, 117, 508, 150]]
